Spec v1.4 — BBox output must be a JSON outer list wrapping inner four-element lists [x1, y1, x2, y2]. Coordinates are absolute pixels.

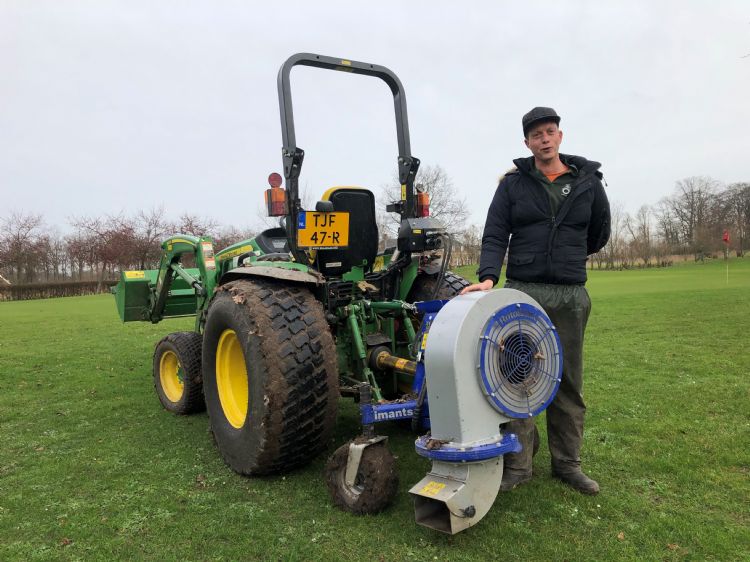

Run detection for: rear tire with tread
[[202, 279, 338, 475], [407, 271, 469, 302]]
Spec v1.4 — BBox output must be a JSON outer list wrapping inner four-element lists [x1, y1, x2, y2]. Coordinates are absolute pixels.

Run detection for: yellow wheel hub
[[159, 350, 184, 403], [216, 329, 249, 428]]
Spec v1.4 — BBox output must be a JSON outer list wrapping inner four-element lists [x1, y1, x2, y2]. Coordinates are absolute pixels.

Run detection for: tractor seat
[[255, 227, 290, 255], [315, 187, 378, 277]]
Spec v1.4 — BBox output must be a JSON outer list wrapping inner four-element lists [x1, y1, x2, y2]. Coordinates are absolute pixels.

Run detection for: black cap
[[522, 107, 560, 136]]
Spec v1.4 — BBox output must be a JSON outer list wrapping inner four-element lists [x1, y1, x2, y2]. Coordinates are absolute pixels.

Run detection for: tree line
[[1, 173, 748, 293], [0, 208, 253, 289], [590, 177, 748, 269]]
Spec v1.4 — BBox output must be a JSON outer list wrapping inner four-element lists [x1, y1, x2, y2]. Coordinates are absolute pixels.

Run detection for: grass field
[[1, 258, 748, 561]]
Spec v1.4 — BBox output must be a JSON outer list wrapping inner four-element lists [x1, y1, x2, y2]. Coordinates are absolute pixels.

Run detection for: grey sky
[[2, 1, 749, 233]]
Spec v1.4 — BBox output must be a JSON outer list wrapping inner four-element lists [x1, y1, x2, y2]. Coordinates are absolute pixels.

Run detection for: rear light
[[265, 188, 286, 216], [265, 173, 286, 216], [268, 172, 283, 188], [416, 191, 430, 217]]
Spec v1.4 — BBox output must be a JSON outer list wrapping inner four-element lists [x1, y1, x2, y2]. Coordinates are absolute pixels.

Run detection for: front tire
[[202, 279, 338, 475], [153, 331, 205, 414]]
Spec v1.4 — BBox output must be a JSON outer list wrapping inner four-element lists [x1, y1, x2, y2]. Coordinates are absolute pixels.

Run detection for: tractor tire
[[532, 424, 540, 457], [407, 271, 469, 303], [153, 331, 205, 415], [325, 440, 399, 515], [202, 278, 338, 476]]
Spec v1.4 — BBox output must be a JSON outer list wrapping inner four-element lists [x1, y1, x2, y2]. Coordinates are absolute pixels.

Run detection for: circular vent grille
[[477, 302, 562, 418]]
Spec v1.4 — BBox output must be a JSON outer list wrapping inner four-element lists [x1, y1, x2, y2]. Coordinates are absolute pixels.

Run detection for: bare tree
[[46, 230, 69, 280], [132, 206, 170, 269], [669, 176, 718, 256], [596, 201, 628, 269], [69, 214, 138, 285], [212, 225, 257, 252], [454, 224, 483, 267], [625, 205, 654, 266], [654, 197, 681, 255], [173, 213, 219, 237], [65, 233, 91, 280], [0, 211, 45, 282], [722, 183, 750, 256]]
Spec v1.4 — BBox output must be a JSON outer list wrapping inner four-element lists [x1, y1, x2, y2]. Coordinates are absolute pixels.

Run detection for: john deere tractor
[[114, 53, 470, 515]]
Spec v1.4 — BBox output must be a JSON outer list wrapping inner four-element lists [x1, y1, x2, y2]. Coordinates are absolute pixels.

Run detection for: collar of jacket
[[512, 154, 601, 178]]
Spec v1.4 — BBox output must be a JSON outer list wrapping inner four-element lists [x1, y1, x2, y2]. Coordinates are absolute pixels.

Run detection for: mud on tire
[[407, 271, 469, 302], [153, 331, 205, 415], [325, 440, 399, 515], [202, 278, 338, 475]]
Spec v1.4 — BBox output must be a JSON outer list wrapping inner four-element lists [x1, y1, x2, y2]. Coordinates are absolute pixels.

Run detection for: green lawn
[[1, 258, 748, 561]]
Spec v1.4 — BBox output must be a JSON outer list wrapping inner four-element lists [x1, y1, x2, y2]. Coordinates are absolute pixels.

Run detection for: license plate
[[297, 211, 349, 249]]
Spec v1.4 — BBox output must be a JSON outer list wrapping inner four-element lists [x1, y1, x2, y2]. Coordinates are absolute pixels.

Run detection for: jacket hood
[[513, 154, 601, 175]]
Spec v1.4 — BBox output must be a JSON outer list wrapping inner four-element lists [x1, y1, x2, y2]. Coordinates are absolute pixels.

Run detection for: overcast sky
[[2, 1, 749, 233]]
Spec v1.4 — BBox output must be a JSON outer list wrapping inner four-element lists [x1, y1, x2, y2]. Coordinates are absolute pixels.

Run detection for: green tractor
[[114, 53, 468, 515]]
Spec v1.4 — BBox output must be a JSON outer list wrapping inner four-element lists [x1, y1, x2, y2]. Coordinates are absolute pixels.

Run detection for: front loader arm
[[149, 235, 217, 323]]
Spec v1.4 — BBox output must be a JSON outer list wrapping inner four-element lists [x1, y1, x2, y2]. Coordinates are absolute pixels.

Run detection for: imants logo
[[374, 407, 414, 421]]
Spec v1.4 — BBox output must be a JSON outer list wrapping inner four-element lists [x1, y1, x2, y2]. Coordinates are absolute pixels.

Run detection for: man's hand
[[459, 279, 494, 295]]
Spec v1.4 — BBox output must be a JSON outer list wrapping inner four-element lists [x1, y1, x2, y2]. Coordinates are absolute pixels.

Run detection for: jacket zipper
[[545, 174, 592, 279]]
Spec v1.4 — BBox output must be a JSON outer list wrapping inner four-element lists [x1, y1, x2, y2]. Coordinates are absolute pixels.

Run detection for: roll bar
[[276, 53, 420, 262], [278, 53, 412, 157]]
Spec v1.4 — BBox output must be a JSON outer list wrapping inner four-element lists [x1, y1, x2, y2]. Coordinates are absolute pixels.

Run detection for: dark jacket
[[477, 154, 610, 285]]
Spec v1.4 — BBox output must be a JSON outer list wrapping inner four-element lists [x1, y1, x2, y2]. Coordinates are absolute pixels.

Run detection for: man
[[461, 107, 610, 495]]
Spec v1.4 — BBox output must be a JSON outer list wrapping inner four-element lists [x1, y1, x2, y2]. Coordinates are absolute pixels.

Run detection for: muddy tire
[[407, 271, 469, 302], [153, 331, 205, 414], [202, 278, 338, 475], [325, 440, 399, 515]]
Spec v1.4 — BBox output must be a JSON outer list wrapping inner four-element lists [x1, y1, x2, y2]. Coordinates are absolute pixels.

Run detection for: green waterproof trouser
[[503, 279, 592, 475]]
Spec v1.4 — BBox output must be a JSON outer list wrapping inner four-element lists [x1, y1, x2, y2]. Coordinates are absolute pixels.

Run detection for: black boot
[[552, 470, 600, 495], [500, 469, 532, 492]]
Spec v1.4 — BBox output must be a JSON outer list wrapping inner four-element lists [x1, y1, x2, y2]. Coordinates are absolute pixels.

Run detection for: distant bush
[[0, 280, 117, 301]]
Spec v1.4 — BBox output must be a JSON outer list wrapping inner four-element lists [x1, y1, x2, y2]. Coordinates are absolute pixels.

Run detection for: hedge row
[[0, 280, 118, 301]]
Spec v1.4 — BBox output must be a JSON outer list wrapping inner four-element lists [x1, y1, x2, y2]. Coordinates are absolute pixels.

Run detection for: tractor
[[113, 53, 561, 534]]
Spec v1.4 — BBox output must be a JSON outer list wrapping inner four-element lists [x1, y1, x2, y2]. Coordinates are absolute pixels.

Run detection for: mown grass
[[1, 258, 748, 561]]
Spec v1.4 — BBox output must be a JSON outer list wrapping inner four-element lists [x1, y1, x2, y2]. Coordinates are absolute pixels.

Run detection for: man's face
[[524, 121, 563, 164]]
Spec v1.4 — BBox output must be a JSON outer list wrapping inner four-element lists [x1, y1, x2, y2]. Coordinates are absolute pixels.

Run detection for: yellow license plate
[[297, 211, 349, 249]]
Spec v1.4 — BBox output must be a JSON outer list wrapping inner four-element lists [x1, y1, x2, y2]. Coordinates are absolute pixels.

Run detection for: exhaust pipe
[[411, 289, 562, 533]]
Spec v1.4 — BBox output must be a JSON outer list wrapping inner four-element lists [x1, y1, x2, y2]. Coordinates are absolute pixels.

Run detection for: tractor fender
[[220, 265, 324, 286]]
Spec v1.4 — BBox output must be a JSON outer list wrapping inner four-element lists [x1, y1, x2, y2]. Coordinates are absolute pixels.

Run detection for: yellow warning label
[[421, 332, 428, 350], [401, 184, 407, 201], [124, 271, 145, 279], [217, 244, 252, 262], [421, 481, 446, 496]]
